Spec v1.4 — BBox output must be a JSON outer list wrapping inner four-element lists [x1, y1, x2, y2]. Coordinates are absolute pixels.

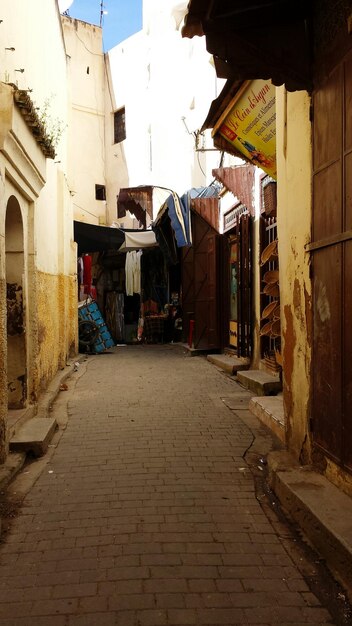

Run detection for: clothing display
[[143, 315, 167, 343], [77, 257, 84, 285], [125, 250, 142, 296], [105, 292, 125, 342], [83, 254, 92, 287]]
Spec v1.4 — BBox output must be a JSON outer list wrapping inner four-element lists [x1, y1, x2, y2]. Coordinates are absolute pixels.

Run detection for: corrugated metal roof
[[191, 196, 220, 232], [212, 165, 256, 216]]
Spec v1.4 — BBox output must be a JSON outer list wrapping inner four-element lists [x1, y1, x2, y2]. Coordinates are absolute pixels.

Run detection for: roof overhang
[[117, 186, 172, 227], [74, 221, 124, 255], [182, 0, 313, 92], [212, 164, 256, 216], [118, 230, 157, 251]]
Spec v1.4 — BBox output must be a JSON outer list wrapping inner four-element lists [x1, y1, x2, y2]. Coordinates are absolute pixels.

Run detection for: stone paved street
[[0, 345, 336, 625]]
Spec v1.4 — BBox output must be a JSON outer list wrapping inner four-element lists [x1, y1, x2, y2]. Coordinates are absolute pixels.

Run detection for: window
[[95, 184, 106, 201], [114, 107, 126, 144]]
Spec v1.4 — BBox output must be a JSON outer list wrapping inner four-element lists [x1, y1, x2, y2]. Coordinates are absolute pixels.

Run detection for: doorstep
[[7, 406, 36, 441], [237, 369, 282, 396], [207, 354, 250, 375], [268, 450, 352, 599], [1, 356, 82, 490], [10, 417, 57, 457], [181, 344, 220, 357], [249, 395, 285, 443]]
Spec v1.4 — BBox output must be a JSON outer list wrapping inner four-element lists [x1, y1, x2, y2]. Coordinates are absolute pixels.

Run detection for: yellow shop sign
[[213, 79, 276, 179]]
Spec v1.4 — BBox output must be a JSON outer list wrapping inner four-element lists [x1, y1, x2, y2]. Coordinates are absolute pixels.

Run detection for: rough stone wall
[[32, 272, 77, 400], [0, 277, 8, 463]]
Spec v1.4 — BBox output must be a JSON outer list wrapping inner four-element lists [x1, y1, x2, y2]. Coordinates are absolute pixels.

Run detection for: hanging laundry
[[133, 250, 143, 295], [125, 250, 142, 296], [77, 257, 84, 285], [83, 254, 92, 288]]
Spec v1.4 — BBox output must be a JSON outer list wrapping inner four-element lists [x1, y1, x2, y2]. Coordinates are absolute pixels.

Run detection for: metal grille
[[114, 108, 126, 144], [260, 216, 279, 366]]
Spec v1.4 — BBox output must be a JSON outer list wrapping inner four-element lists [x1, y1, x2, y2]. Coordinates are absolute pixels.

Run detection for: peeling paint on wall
[[32, 271, 77, 398], [304, 284, 312, 348], [283, 304, 296, 443], [315, 279, 331, 323], [0, 277, 8, 463]]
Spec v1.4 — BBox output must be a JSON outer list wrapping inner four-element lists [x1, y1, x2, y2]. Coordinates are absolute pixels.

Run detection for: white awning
[[119, 230, 157, 251]]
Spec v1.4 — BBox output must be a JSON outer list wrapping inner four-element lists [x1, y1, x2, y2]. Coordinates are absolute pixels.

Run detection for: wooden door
[[311, 49, 352, 472], [237, 213, 252, 357], [182, 213, 220, 350]]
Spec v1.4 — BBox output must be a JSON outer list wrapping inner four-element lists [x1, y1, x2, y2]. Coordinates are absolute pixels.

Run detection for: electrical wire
[[104, 54, 115, 111], [75, 31, 103, 56], [73, 203, 100, 219], [197, 150, 207, 178]]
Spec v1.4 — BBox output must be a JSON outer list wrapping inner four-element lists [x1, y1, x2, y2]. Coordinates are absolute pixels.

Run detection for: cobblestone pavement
[[0, 345, 336, 625]]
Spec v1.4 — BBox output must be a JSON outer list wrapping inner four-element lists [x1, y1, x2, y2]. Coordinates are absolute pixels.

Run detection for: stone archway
[[5, 196, 27, 409]]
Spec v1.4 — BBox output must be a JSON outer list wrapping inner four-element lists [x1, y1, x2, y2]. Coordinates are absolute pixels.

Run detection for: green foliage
[[36, 94, 66, 149]]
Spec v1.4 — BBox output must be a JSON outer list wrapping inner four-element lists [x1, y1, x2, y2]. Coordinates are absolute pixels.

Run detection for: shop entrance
[[226, 211, 252, 358], [5, 196, 27, 409]]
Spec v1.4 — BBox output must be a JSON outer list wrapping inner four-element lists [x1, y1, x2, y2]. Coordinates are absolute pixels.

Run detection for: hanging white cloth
[[125, 250, 142, 296], [133, 250, 142, 294]]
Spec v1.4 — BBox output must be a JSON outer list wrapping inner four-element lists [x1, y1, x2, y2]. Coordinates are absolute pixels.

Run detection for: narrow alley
[[0, 345, 348, 626]]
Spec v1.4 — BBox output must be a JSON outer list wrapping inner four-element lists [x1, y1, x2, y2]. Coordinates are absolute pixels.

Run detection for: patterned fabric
[[144, 315, 166, 342]]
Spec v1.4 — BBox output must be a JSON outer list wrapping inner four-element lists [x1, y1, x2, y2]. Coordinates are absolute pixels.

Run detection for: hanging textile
[[125, 250, 142, 296], [83, 254, 92, 285], [105, 292, 125, 342]]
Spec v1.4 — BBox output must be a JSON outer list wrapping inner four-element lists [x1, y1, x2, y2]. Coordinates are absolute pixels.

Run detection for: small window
[[114, 107, 126, 144], [95, 184, 106, 201]]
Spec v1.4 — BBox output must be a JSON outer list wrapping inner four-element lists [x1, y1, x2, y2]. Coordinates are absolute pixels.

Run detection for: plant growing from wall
[[36, 95, 66, 151], [14, 90, 66, 159]]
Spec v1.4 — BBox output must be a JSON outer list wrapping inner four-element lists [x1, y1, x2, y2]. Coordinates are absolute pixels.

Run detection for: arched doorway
[[5, 196, 27, 409]]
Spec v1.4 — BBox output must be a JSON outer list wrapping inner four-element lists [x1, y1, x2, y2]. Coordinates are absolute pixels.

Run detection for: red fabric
[[83, 255, 92, 287]]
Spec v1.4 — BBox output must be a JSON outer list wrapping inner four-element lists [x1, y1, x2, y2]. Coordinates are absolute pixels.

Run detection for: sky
[[62, 0, 143, 51]]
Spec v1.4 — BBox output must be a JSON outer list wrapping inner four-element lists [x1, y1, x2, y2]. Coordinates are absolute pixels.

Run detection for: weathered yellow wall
[[0, 159, 8, 461], [0, 277, 8, 462], [32, 272, 77, 400], [276, 88, 312, 460]]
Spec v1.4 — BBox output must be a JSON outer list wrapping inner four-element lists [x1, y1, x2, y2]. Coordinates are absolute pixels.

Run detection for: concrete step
[[249, 395, 285, 443], [268, 451, 352, 597], [7, 406, 36, 441], [181, 344, 220, 357], [237, 369, 282, 396], [10, 417, 57, 457], [207, 354, 250, 375]]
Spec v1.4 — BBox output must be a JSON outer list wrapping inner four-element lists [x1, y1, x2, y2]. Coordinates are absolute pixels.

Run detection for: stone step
[[182, 344, 220, 357], [249, 395, 285, 443], [7, 406, 36, 441], [10, 417, 57, 457], [237, 369, 282, 396], [207, 354, 250, 375], [268, 451, 352, 597]]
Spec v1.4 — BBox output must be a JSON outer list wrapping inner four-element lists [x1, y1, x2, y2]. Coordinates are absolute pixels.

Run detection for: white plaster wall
[[0, 0, 72, 275], [62, 16, 107, 225], [105, 0, 225, 224]]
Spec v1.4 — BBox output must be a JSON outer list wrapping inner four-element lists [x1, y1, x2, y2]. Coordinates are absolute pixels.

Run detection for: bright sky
[[64, 0, 143, 51]]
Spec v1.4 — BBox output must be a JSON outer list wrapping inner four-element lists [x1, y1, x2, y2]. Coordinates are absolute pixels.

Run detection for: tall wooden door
[[311, 48, 352, 472], [237, 213, 252, 358], [182, 213, 220, 350]]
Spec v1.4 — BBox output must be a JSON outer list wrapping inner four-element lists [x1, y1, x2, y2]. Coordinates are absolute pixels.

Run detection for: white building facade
[[0, 0, 77, 461]]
